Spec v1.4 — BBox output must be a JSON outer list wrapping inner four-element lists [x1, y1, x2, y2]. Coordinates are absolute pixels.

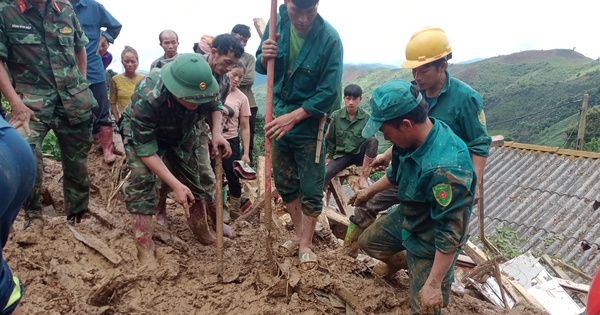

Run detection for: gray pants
[[352, 186, 400, 227]]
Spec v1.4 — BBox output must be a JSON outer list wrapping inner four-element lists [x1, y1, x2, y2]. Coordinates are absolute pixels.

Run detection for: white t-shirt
[[221, 88, 251, 140]]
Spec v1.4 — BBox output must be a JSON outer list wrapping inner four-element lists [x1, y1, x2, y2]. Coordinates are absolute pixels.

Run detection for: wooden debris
[[68, 225, 122, 265], [549, 257, 593, 281], [87, 272, 140, 306], [554, 278, 590, 293]]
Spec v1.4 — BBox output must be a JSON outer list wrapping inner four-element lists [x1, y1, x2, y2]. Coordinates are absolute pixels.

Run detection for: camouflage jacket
[[121, 69, 221, 157], [0, 0, 96, 125]]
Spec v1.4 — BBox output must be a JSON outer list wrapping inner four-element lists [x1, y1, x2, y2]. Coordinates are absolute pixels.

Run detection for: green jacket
[[386, 118, 476, 258], [326, 107, 370, 159], [0, 0, 95, 125], [421, 70, 491, 157], [121, 69, 221, 157], [256, 4, 343, 138]]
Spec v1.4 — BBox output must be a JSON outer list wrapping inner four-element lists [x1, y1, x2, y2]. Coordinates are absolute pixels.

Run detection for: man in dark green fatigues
[[121, 53, 232, 261], [0, 0, 97, 226], [256, 0, 343, 269], [350, 80, 476, 314]]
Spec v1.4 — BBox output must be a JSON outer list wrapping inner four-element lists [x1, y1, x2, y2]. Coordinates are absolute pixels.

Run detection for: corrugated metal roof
[[470, 142, 600, 281]]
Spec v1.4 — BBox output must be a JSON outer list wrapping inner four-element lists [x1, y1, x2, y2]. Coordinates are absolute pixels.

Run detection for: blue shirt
[[71, 0, 121, 84]]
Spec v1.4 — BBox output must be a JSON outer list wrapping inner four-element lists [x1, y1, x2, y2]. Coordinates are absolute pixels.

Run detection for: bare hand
[[242, 153, 251, 165], [418, 279, 444, 314], [372, 153, 391, 171], [8, 99, 39, 136], [264, 112, 297, 140], [211, 133, 232, 159], [348, 189, 374, 207], [172, 183, 194, 216], [260, 36, 280, 61]]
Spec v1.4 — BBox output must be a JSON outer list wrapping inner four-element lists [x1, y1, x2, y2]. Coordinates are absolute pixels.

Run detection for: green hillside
[[254, 49, 600, 149]]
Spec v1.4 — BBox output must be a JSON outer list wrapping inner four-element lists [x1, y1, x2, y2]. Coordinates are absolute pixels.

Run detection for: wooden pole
[[264, 0, 278, 273], [576, 93, 589, 150], [215, 153, 224, 283]]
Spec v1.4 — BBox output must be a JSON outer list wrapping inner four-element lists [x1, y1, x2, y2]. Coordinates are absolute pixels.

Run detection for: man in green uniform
[[0, 0, 97, 226], [121, 53, 232, 261], [344, 26, 491, 258], [325, 84, 377, 189], [256, 0, 343, 268], [351, 80, 476, 315]]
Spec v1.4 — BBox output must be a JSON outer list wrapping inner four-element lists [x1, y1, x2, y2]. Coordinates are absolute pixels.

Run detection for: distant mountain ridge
[[252, 49, 600, 147]]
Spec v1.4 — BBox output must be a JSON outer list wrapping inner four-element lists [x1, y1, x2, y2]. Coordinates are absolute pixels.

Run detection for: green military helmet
[[161, 53, 219, 104]]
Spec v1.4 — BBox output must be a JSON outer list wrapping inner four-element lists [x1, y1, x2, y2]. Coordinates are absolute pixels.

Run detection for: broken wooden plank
[[502, 274, 547, 312], [323, 207, 350, 239], [463, 241, 489, 265], [68, 225, 122, 265], [329, 177, 349, 216], [456, 254, 476, 268], [491, 135, 505, 147], [554, 278, 590, 293], [550, 258, 593, 281], [253, 17, 266, 38]]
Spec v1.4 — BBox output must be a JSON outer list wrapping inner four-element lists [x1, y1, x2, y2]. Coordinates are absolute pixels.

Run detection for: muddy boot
[[100, 125, 117, 163], [187, 200, 216, 245], [131, 213, 156, 262], [112, 131, 125, 156], [155, 193, 168, 226], [206, 200, 235, 238], [342, 220, 366, 258], [359, 155, 375, 189], [372, 251, 408, 279], [16, 215, 44, 245]]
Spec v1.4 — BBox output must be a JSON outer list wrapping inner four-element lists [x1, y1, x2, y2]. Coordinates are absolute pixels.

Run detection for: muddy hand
[[371, 153, 391, 171], [173, 184, 194, 216], [9, 99, 39, 137], [348, 189, 372, 207], [211, 134, 232, 159], [418, 279, 443, 314], [264, 113, 296, 140]]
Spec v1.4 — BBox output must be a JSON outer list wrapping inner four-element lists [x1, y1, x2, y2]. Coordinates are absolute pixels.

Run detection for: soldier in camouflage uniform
[[153, 33, 243, 228], [350, 81, 476, 315], [121, 53, 232, 261], [0, 0, 97, 226]]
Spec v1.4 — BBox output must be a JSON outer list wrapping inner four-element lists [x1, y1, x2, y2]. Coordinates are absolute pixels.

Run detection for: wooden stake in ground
[[215, 152, 224, 283], [263, 0, 278, 274]]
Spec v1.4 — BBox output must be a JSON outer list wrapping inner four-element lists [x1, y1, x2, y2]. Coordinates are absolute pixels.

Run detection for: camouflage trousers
[[272, 134, 325, 217], [123, 139, 215, 215], [358, 207, 455, 315], [18, 108, 92, 219]]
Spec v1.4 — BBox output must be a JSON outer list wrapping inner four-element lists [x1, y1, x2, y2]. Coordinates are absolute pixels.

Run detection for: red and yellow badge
[[199, 82, 206, 90], [432, 183, 452, 207], [59, 26, 72, 34], [478, 109, 486, 126]]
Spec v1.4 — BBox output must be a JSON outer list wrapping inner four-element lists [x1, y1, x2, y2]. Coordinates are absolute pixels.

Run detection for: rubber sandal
[[278, 239, 299, 256], [299, 250, 318, 271]]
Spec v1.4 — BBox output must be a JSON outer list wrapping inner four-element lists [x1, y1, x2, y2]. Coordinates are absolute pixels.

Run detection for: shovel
[[214, 152, 224, 283]]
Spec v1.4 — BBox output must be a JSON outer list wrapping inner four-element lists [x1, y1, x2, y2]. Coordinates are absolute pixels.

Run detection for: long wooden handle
[[215, 153, 224, 282]]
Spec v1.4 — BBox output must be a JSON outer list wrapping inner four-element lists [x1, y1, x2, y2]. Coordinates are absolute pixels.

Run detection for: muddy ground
[[4, 149, 548, 315]]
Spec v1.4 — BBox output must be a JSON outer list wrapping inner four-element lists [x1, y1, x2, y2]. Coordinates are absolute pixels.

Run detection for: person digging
[[120, 53, 233, 261]]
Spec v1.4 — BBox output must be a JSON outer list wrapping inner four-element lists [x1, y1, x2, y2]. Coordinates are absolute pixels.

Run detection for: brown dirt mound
[[4, 150, 547, 314]]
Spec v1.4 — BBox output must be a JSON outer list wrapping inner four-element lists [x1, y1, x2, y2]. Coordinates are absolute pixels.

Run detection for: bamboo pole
[[264, 0, 278, 273], [215, 153, 224, 283]]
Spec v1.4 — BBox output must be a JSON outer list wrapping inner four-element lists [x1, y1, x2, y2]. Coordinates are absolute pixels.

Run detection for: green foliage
[[486, 224, 526, 259], [563, 106, 600, 150], [42, 130, 61, 161], [1, 96, 9, 113]]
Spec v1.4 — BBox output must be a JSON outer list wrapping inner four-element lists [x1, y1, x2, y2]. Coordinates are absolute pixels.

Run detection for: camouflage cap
[[362, 80, 423, 138], [161, 53, 219, 104]]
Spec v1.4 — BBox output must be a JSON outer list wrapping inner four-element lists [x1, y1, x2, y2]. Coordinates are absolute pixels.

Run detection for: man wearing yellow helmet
[[120, 53, 232, 261], [345, 27, 491, 272]]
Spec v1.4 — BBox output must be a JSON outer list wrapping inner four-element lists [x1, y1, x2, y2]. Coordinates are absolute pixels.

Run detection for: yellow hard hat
[[401, 27, 452, 69]]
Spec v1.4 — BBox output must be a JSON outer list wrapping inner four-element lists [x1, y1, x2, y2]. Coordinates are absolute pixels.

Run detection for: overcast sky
[[97, 0, 600, 72]]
